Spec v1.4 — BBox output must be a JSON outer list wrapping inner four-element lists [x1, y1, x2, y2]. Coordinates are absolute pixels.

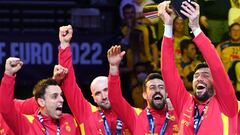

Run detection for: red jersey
[[0, 87, 38, 135], [108, 75, 179, 135], [161, 32, 238, 134], [0, 74, 80, 135], [58, 47, 131, 135], [238, 102, 240, 135]]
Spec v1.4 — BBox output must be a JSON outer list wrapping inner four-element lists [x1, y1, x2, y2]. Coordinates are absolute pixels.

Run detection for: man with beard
[[55, 25, 131, 134], [0, 57, 80, 135], [159, 1, 238, 134], [107, 45, 178, 134]]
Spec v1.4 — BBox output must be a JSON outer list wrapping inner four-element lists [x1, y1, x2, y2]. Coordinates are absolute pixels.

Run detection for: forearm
[[59, 47, 91, 122], [108, 74, 136, 132], [0, 74, 25, 134], [193, 32, 238, 116], [0, 74, 15, 113], [14, 97, 38, 114], [161, 34, 189, 116]]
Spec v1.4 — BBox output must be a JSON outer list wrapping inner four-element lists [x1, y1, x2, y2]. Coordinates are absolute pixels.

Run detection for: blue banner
[[0, 32, 115, 86]]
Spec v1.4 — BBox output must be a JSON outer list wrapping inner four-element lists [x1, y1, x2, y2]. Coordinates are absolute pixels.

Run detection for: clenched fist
[[5, 57, 23, 76], [59, 25, 73, 49]]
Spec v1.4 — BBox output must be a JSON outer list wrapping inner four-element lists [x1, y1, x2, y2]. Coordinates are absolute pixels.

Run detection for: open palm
[[107, 45, 125, 66]]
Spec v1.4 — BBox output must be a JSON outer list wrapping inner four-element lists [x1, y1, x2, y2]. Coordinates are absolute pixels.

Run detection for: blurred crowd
[[116, 0, 240, 108]]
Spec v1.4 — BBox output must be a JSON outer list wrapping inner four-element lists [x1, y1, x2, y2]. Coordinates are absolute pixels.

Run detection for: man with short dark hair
[[0, 57, 80, 135], [107, 45, 178, 134]]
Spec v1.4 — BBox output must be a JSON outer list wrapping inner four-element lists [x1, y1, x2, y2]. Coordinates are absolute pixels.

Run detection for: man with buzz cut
[[55, 24, 131, 135]]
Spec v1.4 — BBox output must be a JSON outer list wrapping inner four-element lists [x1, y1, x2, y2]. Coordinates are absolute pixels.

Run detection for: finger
[[112, 45, 118, 55], [120, 51, 126, 58], [182, 1, 195, 13], [108, 46, 114, 56], [10, 60, 22, 67], [19, 61, 23, 66], [7, 57, 20, 64], [14, 61, 23, 71], [191, 1, 199, 11], [158, 2, 167, 15], [54, 65, 61, 72], [60, 26, 69, 36], [180, 9, 191, 18], [166, 5, 174, 14], [117, 45, 121, 54], [181, 2, 193, 15], [67, 25, 73, 34], [116, 45, 121, 54], [59, 27, 66, 35], [63, 68, 68, 74], [107, 48, 111, 56]]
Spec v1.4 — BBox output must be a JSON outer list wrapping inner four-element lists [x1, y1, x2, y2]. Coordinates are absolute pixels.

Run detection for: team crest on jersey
[[173, 124, 178, 132], [0, 128, 5, 134], [169, 115, 176, 121], [65, 122, 71, 132], [123, 129, 131, 135], [98, 128, 104, 135]]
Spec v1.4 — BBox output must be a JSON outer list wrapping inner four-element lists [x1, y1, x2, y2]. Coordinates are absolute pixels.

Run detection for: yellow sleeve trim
[[238, 101, 240, 112], [79, 123, 85, 135], [23, 114, 35, 124], [133, 108, 142, 116], [90, 103, 98, 112], [221, 113, 229, 135]]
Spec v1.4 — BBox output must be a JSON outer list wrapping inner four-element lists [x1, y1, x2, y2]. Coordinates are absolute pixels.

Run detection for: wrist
[[192, 27, 202, 37], [5, 71, 15, 76], [60, 42, 70, 49], [164, 24, 173, 38], [52, 77, 63, 85], [191, 26, 200, 32], [109, 64, 119, 76]]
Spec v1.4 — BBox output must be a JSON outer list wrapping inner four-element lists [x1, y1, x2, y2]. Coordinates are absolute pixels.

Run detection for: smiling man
[[192, 63, 214, 102], [107, 45, 178, 134], [56, 25, 130, 135], [0, 57, 80, 135]]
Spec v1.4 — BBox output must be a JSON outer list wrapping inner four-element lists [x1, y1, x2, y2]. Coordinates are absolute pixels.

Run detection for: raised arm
[[107, 45, 138, 133], [56, 25, 93, 124], [0, 57, 29, 134], [181, 1, 238, 116], [159, 1, 190, 116], [14, 97, 38, 114]]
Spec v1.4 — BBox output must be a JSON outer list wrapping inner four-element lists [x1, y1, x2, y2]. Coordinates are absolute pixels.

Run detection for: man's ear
[[37, 98, 45, 107], [91, 94, 97, 103], [142, 91, 147, 100]]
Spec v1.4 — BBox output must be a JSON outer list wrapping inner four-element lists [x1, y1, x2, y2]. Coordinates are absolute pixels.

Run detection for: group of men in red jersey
[[0, 1, 239, 135]]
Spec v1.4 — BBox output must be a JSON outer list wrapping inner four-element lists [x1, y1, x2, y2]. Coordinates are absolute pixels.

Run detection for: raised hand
[[59, 25, 73, 49], [180, 1, 200, 32], [157, 1, 174, 25], [5, 57, 23, 76], [166, 98, 174, 111], [52, 65, 68, 83], [107, 45, 126, 67]]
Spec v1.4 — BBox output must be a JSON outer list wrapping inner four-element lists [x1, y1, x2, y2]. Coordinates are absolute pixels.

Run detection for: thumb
[[120, 51, 126, 58], [14, 61, 23, 72]]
